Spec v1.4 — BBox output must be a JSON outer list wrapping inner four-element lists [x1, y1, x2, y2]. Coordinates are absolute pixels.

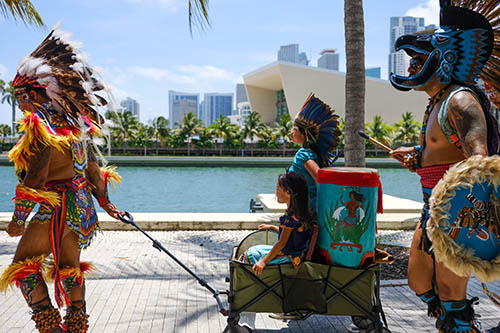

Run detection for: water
[[0, 166, 422, 213]]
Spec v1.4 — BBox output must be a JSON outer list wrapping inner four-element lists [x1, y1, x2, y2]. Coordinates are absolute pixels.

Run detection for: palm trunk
[[11, 103, 16, 135], [344, 0, 366, 167]]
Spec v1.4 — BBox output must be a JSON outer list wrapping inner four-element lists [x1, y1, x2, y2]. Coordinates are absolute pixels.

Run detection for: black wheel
[[352, 315, 372, 329]]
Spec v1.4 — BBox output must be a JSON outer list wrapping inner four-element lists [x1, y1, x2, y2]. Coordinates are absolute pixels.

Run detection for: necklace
[[420, 85, 450, 146]]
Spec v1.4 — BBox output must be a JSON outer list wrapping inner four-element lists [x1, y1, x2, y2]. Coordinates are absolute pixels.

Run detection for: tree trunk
[[11, 103, 16, 135], [344, 0, 366, 167]]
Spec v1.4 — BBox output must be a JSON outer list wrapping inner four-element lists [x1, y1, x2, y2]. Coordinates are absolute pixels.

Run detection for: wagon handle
[[118, 211, 229, 316]]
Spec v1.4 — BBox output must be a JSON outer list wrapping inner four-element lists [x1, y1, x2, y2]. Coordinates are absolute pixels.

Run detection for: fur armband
[[100, 166, 121, 191], [14, 184, 60, 207], [8, 113, 69, 173]]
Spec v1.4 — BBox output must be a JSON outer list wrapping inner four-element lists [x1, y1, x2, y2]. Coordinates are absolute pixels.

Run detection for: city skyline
[[0, 0, 440, 125]]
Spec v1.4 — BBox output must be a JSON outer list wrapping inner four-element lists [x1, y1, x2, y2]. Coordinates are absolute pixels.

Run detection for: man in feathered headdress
[[0, 24, 123, 332], [390, 1, 500, 331]]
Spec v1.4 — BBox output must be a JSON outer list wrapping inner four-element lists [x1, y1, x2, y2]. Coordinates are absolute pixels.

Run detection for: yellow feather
[[0, 255, 47, 292]]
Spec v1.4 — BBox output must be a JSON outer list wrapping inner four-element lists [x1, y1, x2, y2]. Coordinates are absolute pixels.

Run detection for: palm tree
[[256, 124, 277, 149], [0, 123, 11, 149], [210, 115, 233, 155], [393, 112, 420, 145], [179, 112, 202, 155], [1, 81, 17, 136], [240, 111, 264, 156], [106, 110, 139, 148], [151, 116, 171, 146], [366, 115, 392, 156], [0, 0, 43, 26], [344, 0, 366, 167], [366, 115, 392, 147], [188, 0, 210, 35], [275, 113, 293, 156]]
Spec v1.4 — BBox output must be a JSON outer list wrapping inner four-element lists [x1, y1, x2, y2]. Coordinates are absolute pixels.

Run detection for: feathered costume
[[388, 1, 500, 330], [0, 23, 121, 332], [294, 93, 341, 167]]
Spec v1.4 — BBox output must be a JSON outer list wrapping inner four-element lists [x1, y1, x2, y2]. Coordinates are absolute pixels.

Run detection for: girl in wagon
[[239, 172, 314, 275]]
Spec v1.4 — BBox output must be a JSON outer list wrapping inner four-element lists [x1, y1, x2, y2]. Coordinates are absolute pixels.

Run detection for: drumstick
[[358, 130, 405, 163]]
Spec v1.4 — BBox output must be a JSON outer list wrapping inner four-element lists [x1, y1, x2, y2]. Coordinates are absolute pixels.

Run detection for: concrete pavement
[[0, 230, 498, 333]]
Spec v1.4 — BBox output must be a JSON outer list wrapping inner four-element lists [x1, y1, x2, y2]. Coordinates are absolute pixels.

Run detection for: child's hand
[[258, 224, 269, 230], [252, 260, 266, 275]]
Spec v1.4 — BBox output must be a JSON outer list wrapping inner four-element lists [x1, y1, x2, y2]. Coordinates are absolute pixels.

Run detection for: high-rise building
[[277, 44, 309, 65], [388, 16, 426, 79], [366, 67, 381, 79], [276, 89, 289, 123], [236, 83, 248, 106], [168, 91, 199, 129], [317, 49, 339, 71], [228, 101, 252, 127], [298, 52, 309, 66], [120, 97, 140, 121], [278, 44, 299, 63], [203, 93, 233, 126]]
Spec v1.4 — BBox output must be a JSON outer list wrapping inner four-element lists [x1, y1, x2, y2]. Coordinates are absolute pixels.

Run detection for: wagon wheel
[[223, 323, 253, 333], [351, 315, 372, 329]]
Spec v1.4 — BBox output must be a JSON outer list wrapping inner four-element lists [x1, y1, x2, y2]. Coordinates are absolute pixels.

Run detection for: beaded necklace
[[420, 85, 450, 146]]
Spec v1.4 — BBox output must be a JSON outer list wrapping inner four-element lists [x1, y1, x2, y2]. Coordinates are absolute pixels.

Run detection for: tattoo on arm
[[24, 145, 51, 188], [448, 92, 488, 157]]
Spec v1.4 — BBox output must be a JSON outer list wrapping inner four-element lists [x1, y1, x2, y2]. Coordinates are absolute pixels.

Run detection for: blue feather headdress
[[294, 93, 341, 166]]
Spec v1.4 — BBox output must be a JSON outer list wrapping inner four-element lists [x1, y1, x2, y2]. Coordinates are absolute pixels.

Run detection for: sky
[[0, 0, 440, 125]]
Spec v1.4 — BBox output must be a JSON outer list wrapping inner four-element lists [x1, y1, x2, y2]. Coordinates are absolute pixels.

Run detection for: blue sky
[[0, 0, 440, 125]]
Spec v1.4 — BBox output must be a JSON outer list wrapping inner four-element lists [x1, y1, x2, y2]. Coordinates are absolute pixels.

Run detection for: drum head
[[429, 155, 500, 282], [321, 167, 379, 174]]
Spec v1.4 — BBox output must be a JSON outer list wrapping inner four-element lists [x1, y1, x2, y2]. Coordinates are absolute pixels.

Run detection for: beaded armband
[[13, 199, 37, 225], [12, 184, 60, 225]]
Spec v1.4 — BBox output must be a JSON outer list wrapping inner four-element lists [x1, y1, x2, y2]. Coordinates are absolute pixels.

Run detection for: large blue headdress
[[390, 0, 499, 93], [294, 94, 341, 166]]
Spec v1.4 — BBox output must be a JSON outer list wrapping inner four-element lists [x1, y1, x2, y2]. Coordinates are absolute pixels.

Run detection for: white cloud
[[0, 64, 9, 81], [129, 64, 242, 92], [405, 0, 440, 26]]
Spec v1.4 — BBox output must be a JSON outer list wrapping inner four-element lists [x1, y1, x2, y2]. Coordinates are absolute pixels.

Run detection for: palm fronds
[[0, 0, 43, 27]]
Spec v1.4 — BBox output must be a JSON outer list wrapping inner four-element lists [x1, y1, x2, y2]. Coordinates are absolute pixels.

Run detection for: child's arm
[[304, 160, 320, 184], [258, 224, 279, 232], [252, 228, 292, 275]]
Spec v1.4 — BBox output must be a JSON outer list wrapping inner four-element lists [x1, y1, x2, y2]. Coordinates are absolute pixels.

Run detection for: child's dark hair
[[278, 172, 315, 223]]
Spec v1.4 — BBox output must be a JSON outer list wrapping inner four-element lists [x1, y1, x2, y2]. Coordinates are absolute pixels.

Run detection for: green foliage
[[0, 0, 44, 27], [392, 112, 421, 146], [366, 115, 393, 147]]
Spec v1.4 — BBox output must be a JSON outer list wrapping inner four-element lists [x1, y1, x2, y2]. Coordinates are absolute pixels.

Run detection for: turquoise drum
[[316, 167, 383, 268], [429, 156, 500, 282]]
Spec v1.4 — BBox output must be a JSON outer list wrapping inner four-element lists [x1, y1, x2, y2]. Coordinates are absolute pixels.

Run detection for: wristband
[[97, 196, 110, 207]]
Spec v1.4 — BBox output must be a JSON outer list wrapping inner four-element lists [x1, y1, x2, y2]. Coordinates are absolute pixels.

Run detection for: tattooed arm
[[448, 91, 488, 157], [85, 147, 121, 219]]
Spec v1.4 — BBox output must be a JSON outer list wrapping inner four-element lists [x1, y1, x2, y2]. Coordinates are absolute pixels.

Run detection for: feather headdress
[[12, 23, 109, 125], [294, 93, 341, 166]]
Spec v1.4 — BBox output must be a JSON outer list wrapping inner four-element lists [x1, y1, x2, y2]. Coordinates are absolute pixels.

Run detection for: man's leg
[[1, 222, 64, 332], [408, 225, 441, 317], [435, 260, 477, 332], [58, 230, 89, 333]]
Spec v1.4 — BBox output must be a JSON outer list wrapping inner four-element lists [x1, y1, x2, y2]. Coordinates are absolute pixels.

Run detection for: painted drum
[[316, 167, 383, 268], [429, 155, 500, 282]]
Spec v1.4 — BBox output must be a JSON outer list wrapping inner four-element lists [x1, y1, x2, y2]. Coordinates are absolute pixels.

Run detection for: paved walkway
[[1, 231, 498, 333]]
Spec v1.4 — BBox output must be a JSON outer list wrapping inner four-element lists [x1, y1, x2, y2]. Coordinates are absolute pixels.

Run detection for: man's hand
[[102, 202, 124, 220], [6, 221, 25, 237], [390, 146, 418, 171], [258, 224, 271, 230], [252, 260, 266, 275]]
